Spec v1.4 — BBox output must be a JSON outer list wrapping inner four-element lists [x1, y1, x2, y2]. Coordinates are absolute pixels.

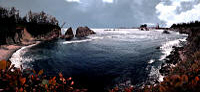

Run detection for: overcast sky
[[0, 0, 200, 28]]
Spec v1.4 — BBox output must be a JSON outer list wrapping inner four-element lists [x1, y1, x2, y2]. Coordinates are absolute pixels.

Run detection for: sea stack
[[64, 27, 74, 40], [75, 26, 95, 37]]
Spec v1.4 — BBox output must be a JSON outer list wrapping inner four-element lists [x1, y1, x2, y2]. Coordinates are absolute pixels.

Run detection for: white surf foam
[[148, 59, 155, 64], [63, 39, 93, 44], [159, 38, 186, 61], [148, 37, 187, 83], [63, 36, 104, 44], [148, 66, 163, 83], [10, 42, 39, 69]]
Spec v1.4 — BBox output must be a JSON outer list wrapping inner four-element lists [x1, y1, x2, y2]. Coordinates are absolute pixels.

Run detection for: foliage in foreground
[[0, 60, 87, 92]]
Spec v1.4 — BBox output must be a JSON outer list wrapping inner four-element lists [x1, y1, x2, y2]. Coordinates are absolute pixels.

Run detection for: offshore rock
[[75, 26, 95, 37], [64, 27, 74, 40]]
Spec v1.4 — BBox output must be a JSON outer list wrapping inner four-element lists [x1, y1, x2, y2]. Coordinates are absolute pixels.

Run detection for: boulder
[[162, 30, 170, 34], [75, 26, 95, 37], [64, 27, 74, 40]]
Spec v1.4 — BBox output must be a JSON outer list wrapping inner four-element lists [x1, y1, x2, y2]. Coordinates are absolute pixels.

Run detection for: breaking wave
[[10, 42, 39, 69], [159, 38, 187, 61]]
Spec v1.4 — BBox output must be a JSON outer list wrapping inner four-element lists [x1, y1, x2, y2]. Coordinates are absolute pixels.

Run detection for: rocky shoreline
[[139, 26, 200, 91], [159, 46, 184, 76], [159, 27, 200, 77]]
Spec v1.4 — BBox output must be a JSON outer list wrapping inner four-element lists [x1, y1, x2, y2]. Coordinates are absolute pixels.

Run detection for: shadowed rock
[[64, 27, 74, 40], [75, 26, 95, 37], [162, 30, 170, 34]]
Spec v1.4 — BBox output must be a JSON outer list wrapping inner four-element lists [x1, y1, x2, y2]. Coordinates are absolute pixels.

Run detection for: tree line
[[171, 21, 200, 29]]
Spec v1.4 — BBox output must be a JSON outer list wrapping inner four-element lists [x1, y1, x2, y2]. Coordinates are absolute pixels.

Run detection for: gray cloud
[[3, 0, 195, 28], [156, 0, 200, 27]]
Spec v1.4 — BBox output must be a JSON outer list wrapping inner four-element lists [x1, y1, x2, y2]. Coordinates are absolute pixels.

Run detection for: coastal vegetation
[[171, 21, 200, 29], [0, 60, 87, 92]]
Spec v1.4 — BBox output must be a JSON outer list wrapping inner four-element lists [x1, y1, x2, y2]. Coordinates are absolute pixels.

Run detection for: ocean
[[10, 29, 187, 91]]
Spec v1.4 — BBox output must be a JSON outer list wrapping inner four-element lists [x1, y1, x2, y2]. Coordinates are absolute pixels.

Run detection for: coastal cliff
[[4, 26, 60, 45]]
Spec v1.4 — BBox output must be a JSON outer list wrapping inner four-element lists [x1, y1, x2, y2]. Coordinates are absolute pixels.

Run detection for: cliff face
[[4, 26, 61, 45], [34, 28, 61, 41], [5, 27, 33, 45]]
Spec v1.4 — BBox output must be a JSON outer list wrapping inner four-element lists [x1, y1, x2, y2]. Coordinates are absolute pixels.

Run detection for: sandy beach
[[0, 41, 40, 61], [0, 45, 22, 61]]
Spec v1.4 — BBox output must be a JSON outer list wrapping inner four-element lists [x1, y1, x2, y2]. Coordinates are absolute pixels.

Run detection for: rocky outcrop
[[63, 27, 74, 40], [159, 47, 184, 75], [4, 26, 61, 45], [75, 26, 95, 37], [36, 28, 61, 41], [5, 27, 34, 45]]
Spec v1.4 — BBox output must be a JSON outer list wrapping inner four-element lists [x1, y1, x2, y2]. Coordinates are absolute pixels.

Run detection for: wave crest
[[63, 36, 104, 44]]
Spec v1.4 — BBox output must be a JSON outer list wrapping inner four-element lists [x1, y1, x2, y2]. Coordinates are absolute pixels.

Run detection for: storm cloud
[[0, 0, 199, 28]]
